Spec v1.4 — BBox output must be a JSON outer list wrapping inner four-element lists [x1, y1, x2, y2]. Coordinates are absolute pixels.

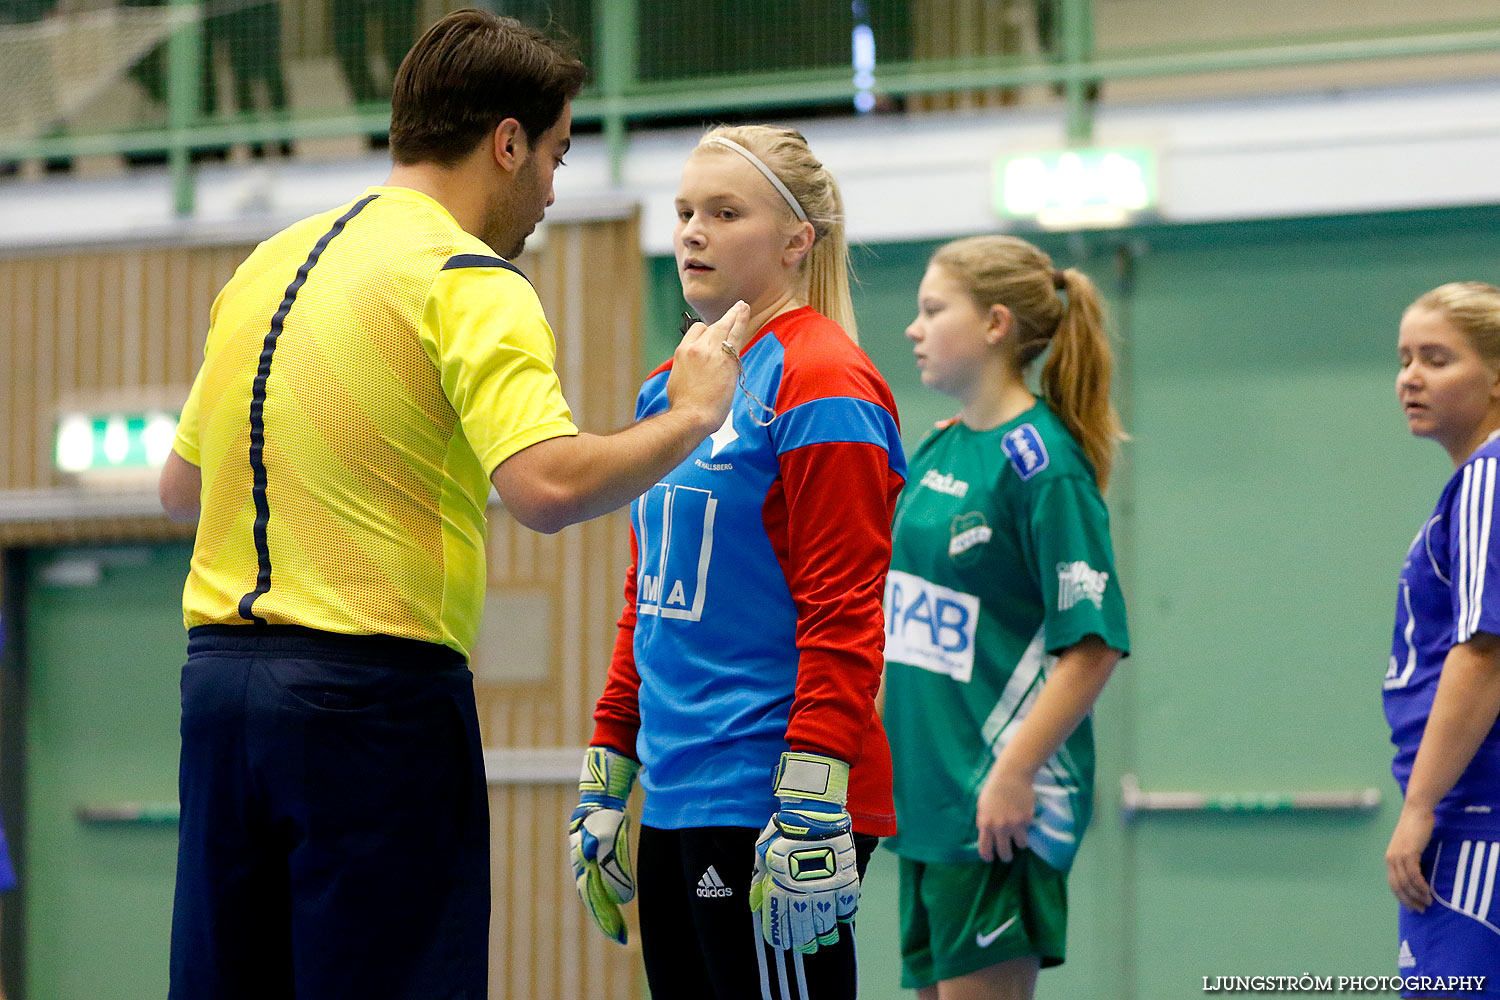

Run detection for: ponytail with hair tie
[[1040, 264, 1125, 491]]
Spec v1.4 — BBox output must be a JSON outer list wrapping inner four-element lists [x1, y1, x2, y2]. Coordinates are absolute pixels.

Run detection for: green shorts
[[897, 850, 1067, 989]]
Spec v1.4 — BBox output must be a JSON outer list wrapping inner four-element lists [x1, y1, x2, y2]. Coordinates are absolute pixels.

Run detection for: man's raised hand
[[666, 300, 751, 431]]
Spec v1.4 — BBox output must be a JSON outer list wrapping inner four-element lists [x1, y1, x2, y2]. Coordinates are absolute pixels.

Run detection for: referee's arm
[[160, 450, 201, 524], [491, 303, 751, 534], [160, 411, 716, 533], [494, 414, 716, 534]]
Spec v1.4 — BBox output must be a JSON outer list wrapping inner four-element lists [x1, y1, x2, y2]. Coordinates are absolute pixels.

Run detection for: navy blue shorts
[[1397, 833, 1500, 997], [169, 625, 489, 1000]]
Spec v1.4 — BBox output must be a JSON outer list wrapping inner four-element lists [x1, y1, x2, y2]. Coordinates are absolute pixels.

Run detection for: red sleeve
[[771, 439, 902, 762], [589, 526, 643, 759]]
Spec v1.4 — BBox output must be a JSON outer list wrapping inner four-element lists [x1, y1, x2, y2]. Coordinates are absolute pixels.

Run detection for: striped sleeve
[[1452, 455, 1500, 643]]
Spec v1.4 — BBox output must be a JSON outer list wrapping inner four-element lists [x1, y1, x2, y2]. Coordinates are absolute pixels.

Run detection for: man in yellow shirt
[[157, 10, 750, 998]]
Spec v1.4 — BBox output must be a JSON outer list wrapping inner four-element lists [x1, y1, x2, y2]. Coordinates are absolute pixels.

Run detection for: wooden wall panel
[[908, 0, 1023, 114], [1, 211, 646, 998], [0, 518, 189, 548], [280, 1, 470, 66], [480, 218, 644, 999], [488, 784, 647, 1000], [0, 244, 245, 546]]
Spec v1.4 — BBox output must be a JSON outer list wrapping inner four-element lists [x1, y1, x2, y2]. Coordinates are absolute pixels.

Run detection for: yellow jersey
[[173, 186, 577, 657]]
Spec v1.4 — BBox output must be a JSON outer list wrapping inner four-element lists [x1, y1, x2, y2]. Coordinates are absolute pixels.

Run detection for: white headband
[[704, 137, 809, 223]]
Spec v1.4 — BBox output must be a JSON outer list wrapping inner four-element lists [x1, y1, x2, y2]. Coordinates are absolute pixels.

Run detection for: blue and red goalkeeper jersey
[[590, 306, 905, 834]]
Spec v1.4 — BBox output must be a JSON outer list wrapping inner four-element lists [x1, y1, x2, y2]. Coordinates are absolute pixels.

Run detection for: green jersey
[[883, 401, 1129, 869]]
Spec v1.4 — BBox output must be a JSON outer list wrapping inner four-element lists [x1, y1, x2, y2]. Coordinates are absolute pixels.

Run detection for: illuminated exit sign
[[55, 412, 178, 475], [993, 147, 1156, 229]]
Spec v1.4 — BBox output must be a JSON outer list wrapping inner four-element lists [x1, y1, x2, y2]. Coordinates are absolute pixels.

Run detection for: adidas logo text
[[696, 865, 732, 899]]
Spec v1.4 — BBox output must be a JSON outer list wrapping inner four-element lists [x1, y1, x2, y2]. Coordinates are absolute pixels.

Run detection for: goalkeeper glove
[[748, 751, 860, 954], [569, 746, 640, 944]]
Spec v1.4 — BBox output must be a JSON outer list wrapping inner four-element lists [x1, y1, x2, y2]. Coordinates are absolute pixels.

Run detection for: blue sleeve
[[770, 396, 906, 477], [1451, 455, 1500, 643]]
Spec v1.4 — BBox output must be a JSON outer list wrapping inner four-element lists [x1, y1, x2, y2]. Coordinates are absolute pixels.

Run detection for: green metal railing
[[2, 0, 1497, 217], [166, 0, 204, 218]]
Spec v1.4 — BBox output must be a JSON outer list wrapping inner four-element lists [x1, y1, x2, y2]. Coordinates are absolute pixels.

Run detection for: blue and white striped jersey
[[1385, 430, 1500, 833]]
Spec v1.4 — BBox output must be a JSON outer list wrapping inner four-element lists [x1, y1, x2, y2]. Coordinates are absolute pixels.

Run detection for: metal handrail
[[7, 23, 1499, 164], [75, 748, 591, 824], [76, 802, 179, 825], [3, 2, 1497, 212], [1120, 773, 1382, 822]]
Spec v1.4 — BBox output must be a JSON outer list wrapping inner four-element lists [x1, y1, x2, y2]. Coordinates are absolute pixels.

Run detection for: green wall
[[19, 544, 191, 1000], [1103, 211, 1477, 999]]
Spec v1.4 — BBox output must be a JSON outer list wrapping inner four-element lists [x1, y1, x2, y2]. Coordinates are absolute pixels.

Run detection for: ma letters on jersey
[[884, 569, 980, 682], [636, 483, 717, 622]]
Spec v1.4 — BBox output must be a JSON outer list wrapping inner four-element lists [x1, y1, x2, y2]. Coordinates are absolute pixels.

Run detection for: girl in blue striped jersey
[[1386, 282, 1500, 996]]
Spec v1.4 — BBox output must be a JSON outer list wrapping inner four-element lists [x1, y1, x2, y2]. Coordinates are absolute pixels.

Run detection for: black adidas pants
[[637, 825, 878, 1000]]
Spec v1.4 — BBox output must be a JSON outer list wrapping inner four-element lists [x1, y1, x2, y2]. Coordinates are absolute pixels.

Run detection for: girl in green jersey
[[884, 235, 1130, 999]]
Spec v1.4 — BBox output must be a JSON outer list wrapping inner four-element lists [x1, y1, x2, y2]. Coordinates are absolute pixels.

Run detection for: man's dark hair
[[389, 9, 586, 167]]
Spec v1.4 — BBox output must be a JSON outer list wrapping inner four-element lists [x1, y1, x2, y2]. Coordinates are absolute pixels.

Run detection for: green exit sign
[[55, 412, 179, 475], [993, 147, 1156, 229]]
